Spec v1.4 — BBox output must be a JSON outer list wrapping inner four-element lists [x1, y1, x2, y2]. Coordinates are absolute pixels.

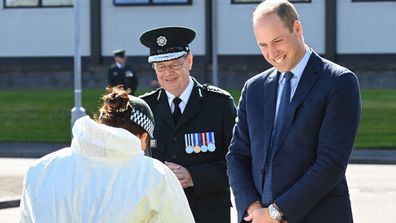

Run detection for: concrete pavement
[[1, 143, 396, 164], [1, 160, 395, 223], [1, 143, 396, 222]]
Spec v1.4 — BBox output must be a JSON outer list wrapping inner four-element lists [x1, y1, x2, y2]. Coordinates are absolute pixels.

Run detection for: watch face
[[270, 211, 282, 220], [269, 205, 283, 220]]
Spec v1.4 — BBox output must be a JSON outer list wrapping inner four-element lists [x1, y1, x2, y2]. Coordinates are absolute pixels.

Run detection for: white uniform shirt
[[165, 77, 194, 113], [19, 116, 194, 223]]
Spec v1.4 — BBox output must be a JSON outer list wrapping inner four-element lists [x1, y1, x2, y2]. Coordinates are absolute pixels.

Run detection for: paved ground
[[1, 157, 396, 222], [2, 143, 396, 164]]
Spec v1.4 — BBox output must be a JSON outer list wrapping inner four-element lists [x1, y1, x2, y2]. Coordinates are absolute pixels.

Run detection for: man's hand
[[244, 201, 288, 223], [165, 161, 194, 188]]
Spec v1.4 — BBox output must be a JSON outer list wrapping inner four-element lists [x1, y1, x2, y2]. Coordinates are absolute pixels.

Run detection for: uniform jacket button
[[173, 136, 178, 141], [172, 154, 178, 159]]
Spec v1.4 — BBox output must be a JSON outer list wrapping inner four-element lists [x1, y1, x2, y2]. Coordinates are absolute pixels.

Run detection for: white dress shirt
[[165, 77, 194, 113], [274, 46, 312, 121]]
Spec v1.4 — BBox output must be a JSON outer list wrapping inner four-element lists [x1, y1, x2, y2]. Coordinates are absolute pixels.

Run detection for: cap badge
[[157, 36, 167, 47]]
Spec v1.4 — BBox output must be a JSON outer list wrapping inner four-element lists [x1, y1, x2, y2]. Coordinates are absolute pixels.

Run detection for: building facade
[[1, 0, 395, 89]]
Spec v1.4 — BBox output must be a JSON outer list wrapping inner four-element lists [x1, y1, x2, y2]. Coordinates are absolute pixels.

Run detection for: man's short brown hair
[[253, 0, 299, 32]]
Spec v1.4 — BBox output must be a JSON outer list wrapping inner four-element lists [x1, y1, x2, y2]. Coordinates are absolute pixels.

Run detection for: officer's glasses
[[153, 61, 185, 73]]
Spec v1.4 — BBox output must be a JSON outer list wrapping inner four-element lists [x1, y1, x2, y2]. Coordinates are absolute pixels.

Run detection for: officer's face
[[114, 56, 126, 65], [153, 53, 193, 97], [254, 13, 305, 72]]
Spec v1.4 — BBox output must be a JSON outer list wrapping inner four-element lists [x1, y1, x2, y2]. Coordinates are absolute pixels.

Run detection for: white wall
[[101, 0, 206, 57], [1, 0, 395, 57], [296, 0, 325, 54], [217, 0, 325, 55], [0, 1, 90, 57], [337, 0, 396, 54]]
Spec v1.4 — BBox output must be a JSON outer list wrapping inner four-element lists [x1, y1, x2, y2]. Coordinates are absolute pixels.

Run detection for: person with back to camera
[[108, 49, 139, 95], [139, 26, 237, 223], [226, 0, 361, 222], [19, 86, 194, 223]]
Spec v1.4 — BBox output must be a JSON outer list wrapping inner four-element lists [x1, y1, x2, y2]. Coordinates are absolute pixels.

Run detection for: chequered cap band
[[130, 108, 154, 138]]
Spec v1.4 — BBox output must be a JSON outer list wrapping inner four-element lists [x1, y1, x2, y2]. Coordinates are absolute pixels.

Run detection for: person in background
[[226, 0, 361, 222], [139, 26, 237, 223], [108, 49, 139, 95], [20, 87, 194, 223]]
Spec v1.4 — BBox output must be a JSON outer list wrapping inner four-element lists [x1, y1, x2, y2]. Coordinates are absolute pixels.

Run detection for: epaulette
[[139, 88, 162, 101], [202, 84, 231, 97]]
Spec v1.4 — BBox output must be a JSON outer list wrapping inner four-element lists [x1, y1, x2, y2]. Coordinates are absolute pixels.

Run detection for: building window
[[4, 0, 73, 8], [114, 0, 192, 6], [231, 0, 311, 4], [352, 0, 396, 2]]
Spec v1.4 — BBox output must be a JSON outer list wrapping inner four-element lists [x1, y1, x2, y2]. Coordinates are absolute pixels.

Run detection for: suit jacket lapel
[[175, 82, 203, 129], [261, 70, 279, 169], [274, 51, 322, 155], [155, 89, 176, 128]]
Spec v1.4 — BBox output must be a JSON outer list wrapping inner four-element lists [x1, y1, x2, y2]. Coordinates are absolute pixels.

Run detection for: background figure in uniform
[[108, 49, 139, 95], [20, 87, 194, 223], [226, 1, 361, 223], [139, 26, 237, 223]]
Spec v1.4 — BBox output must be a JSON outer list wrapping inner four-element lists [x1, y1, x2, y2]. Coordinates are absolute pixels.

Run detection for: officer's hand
[[165, 161, 194, 188]]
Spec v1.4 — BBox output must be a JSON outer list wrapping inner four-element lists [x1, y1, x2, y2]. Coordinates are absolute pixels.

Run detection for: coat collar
[[71, 116, 143, 158], [274, 50, 322, 156], [154, 77, 204, 129], [261, 69, 280, 168]]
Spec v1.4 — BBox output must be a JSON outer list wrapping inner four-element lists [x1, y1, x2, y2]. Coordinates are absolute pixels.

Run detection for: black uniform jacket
[[108, 64, 139, 95], [141, 78, 236, 223]]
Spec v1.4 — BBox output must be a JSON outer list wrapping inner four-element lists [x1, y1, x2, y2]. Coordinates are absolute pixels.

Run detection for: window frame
[[3, 0, 73, 8], [351, 0, 396, 2], [231, 0, 311, 4], [113, 0, 192, 7]]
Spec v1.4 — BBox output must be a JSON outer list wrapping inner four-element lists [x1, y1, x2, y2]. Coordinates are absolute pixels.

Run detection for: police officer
[[108, 49, 139, 95], [139, 27, 236, 223]]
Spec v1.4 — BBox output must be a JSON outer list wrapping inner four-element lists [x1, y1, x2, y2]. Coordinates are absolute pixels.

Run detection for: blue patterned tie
[[263, 71, 294, 205]]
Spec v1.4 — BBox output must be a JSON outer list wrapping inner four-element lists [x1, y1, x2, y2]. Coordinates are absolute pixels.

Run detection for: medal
[[207, 132, 216, 152], [193, 133, 201, 153], [185, 134, 193, 154], [200, 132, 208, 152]]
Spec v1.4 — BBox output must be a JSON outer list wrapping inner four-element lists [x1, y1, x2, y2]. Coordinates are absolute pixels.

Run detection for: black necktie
[[173, 97, 182, 124]]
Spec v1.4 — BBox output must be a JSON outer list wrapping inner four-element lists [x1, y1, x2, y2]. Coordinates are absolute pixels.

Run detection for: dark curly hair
[[95, 86, 147, 140]]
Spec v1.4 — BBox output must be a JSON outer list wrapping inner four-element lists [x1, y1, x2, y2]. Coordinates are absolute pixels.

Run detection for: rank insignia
[[150, 138, 157, 149]]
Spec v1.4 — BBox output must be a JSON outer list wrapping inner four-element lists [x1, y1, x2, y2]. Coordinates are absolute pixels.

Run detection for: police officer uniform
[[139, 27, 237, 223], [108, 49, 139, 95]]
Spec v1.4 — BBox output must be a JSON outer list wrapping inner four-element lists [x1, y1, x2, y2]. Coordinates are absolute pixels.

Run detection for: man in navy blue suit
[[226, 0, 361, 222]]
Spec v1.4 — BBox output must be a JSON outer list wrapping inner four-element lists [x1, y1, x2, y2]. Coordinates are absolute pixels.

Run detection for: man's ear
[[293, 20, 303, 36], [186, 53, 193, 70]]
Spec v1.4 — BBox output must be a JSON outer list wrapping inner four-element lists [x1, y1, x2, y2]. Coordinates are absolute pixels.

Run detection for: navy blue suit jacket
[[226, 51, 361, 223]]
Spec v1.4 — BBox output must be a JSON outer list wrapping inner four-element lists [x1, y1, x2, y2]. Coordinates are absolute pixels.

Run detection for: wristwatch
[[268, 203, 283, 221]]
